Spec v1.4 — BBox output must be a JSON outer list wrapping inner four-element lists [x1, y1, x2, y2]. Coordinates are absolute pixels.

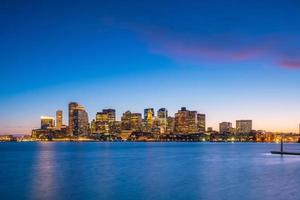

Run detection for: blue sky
[[1, 0, 300, 134]]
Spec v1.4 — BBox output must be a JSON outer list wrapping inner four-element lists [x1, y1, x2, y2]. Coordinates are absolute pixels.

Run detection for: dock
[[270, 151, 300, 156], [270, 137, 300, 156]]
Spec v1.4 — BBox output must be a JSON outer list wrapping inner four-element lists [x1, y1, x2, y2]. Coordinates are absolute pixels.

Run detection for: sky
[[1, 0, 300, 134]]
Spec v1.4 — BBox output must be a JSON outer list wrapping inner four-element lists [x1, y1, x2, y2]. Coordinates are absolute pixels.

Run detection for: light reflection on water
[[0, 142, 300, 200]]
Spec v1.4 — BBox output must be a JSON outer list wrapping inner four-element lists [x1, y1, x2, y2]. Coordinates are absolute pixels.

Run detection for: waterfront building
[[92, 109, 116, 134], [157, 108, 168, 134], [68, 102, 89, 136], [131, 113, 142, 131], [219, 122, 232, 133], [144, 108, 154, 131], [73, 107, 89, 136], [56, 110, 63, 129], [174, 107, 198, 134], [102, 109, 116, 123], [121, 111, 142, 131], [95, 111, 109, 134], [236, 120, 252, 133], [197, 114, 206, 132], [68, 102, 79, 135], [166, 117, 175, 133], [41, 116, 55, 129], [121, 111, 132, 130]]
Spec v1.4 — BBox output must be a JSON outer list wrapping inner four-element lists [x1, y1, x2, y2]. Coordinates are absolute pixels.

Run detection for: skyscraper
[[157, 108, 168, 134], [174, 107, 198, 134], [197, 114, 206, 132], [144, 108, 154, 132], [68, 102, 89, 136], [121, 111, 142, 131], [219, 122, 232, 133], [56, 110, 63, 129], [73, 107, 89, 136], [94, 109, 116, 134], [236, 120, 252, 133]]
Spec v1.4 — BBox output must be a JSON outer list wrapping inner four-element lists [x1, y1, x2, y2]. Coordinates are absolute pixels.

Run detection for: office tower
[[94, 109, 116, 134], [73, 107, 89, 136], [130, 113, 142, 131], [121, 111, 142, 131], [166, 117, 175, 133], [102, 109, 116, 123], [197, 114, 206, 132], [144, 108, 154, 125], [56, 110, 63, 129], [41, 116, 55, 129], [157, 108, 168, 119], [68, 102, 79, 135], [174, 107, 198, 134], [219, 122, 232, 133], [157, 108, 168, 134], [121, 111, 132, 130], [236, 120, 252, 133], [68, 102, 89, 136]]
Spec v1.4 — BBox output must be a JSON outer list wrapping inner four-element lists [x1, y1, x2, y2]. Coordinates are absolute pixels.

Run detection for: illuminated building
[[102, 109, 116, 123], [219, 122, 232, 133], [144, 108, 154, 131], [94, 109, 116, 134], [174, 107, 198, 134], [157, 108, 168, 134], [68, 102, 89, 136], [56, 110, 63, 129], [236, 120, 252, 133], [73, 108, 89, 136], [131, 113, 142, 131], [167, 117, 175, 133], [121, 111, 142, 131], [197, 114, 206, 132], [68, 102, 79, 135], [41, 116, 55, 129]]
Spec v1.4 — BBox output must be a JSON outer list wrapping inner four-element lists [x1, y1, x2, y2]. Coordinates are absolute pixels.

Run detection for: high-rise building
[[68, 102, 79, 135], [95, 111, 109, 134], [56, 110, 63, 129], [102, 109, 116, 123], [41, 116, 55, 129], [73, 108, 89, 136], [174, 107, 198, 134], [166, 117, 175, 133], [157, 108, 168, 134], [68, 102, 89, 136], [130, 113, 142, 131], [219, 122, 232, 133], [144, 108, 154, 125], [93, 109, 116, 134], [197, 114, 206, 132], [236, 120, 252, 133], [121, 111, 142, 131]]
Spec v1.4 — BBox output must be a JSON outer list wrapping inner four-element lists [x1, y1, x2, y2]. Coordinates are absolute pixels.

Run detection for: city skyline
[[1, 0, 300, 134], [12, 101, 300, 135]]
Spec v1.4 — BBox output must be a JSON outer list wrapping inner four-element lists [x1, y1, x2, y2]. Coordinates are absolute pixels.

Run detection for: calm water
[[1, 142, 300, 200]]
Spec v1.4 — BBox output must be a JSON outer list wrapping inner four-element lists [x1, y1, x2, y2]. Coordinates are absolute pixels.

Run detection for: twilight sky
[[1, 0, 300, 134]]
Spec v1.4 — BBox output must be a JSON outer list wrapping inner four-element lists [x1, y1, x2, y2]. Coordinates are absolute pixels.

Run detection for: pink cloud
[[279, 60, 300, 69], [101, 18, 300, 69]]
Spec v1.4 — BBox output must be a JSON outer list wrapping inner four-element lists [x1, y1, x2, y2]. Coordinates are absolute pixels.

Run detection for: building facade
[[219, 122, 232, 133], [56, 110, 63, 129], [236, 120, 252, 133], [41, 116, 55, 129]]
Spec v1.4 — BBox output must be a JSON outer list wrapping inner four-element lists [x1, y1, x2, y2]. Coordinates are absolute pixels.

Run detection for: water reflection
[[30, 142, 57, 200]]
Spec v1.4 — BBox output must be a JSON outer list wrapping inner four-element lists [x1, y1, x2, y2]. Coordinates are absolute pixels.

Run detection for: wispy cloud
[[102, 18, 300, 69]]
